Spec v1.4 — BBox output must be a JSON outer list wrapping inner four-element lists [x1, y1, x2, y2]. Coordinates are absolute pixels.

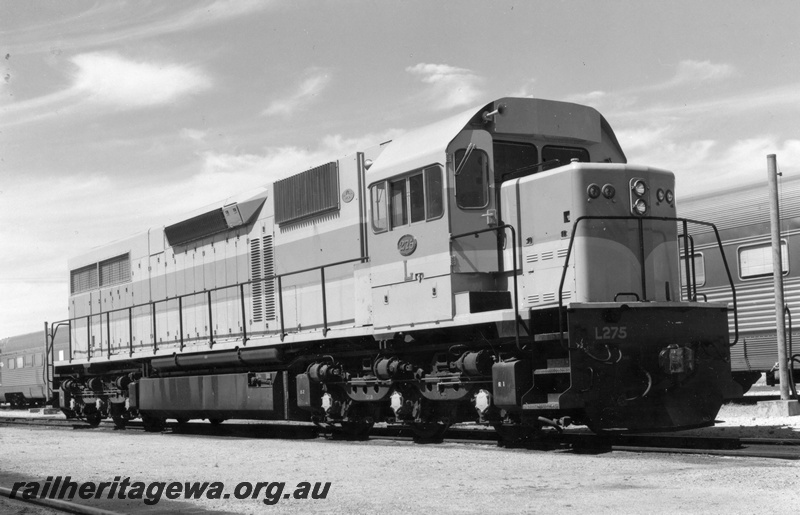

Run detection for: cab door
[[369, 164, 453, 329], [448, 129, 499, 276]]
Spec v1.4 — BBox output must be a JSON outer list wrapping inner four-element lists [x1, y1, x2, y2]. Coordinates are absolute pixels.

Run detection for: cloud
[[406, 63, 484, 110], [263, 68, 332, 117], [619, 125, 800, 193], [180, 128, 209, 143], [0, 52, 212, 126], [6, 0, 273, 55], [509, 78, 536, 98], [71, 52, 211, 109], [671, 59, 736, 85]]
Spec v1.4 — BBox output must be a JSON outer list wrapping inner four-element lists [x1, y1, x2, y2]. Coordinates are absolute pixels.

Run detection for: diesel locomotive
[[48, 97, 742, 437]]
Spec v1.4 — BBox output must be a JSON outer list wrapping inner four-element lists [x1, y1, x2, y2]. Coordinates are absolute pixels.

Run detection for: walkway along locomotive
[[48, 97, 742, 436]]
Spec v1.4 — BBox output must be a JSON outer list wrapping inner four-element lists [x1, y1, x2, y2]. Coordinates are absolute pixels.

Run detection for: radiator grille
[[70, 264, 98, 294], [99, 254, 130, 287], [274, 162, 339, 225]]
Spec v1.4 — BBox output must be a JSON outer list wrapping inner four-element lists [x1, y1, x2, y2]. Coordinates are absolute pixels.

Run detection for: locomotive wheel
[[410, 422, 449, 442], [208, 418, 225, 425], [175, 418, 190, 425], [111, 414, 126, 430], [142, 414, 165, 432], [338, 420, 374, 440], [492, 423, 535, 446], [85, 410, 102, 427]]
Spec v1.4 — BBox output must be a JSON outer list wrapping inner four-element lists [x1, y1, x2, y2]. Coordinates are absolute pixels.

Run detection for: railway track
[[0, 485, 124, 515], [2, 415, 798, 460]]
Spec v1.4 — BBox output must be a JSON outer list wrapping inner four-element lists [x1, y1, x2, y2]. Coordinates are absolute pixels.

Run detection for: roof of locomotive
[[366, 97, 626, 183]]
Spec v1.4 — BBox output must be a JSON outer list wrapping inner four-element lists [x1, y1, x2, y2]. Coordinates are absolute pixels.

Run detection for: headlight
[[587, 183, 601, 199], [632, 199, 648, 215], [656, 188, 665, 202], [602, 184, 616, 199], [665, 189, 674, 204], [631, 179, 647, 197]]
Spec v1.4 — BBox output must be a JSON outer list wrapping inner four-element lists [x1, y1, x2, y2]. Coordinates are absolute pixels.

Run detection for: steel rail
[[0, 485, 124, 515], [2, 414, 798, 459]]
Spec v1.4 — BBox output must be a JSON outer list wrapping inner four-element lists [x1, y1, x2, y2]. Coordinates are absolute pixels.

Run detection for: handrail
[[450, 223, 521, 349], [557, 215, 738, 349], [49, 256, 368, 361]]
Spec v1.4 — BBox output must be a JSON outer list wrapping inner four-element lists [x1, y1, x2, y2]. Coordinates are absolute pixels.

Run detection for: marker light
[[656, 188, 665, 202], [632, 179, 647, 197], [602, 184, 616, 199], [632, 199, 648, 215], [587, 183, 601, 199], [665, 189, 674, 204]]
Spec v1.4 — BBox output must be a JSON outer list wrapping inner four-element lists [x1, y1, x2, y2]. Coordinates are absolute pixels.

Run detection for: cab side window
[[390, 179, 408, 227], [455, 149, 489, 209], [370, 165, 444, 233], [371, 182, 388, 233]]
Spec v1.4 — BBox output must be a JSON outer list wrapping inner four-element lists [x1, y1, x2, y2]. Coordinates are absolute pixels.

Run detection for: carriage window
[[739, 241, 788, 279], [7, 358, 14, 370], [494, 142, 538, 182], [58, 350, 65, 362], [455, 148, 489, 209], [541, 146, 590, 171], [24, 354, 33, 367], [371, 182, 388, 233], [679, 254, 706, 287], [425, 166, 444, 220], [390, 179, 408, 227], [16, 356, 23, 369]]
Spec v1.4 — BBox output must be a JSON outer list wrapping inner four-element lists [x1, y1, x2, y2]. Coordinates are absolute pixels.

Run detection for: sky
[[3, 0, 800, 337]]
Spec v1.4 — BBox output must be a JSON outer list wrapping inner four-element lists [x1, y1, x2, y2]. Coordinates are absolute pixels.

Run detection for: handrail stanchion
[[240, 283, 248, 345], [178, 296, 184, 351], [321, 267, 328, 336], [86, 315, 91, 361], [278, 276, 285, 341], [637, 218, 647, 301], [106, 312, 111, 358], [681, 220, 692, 301], [450, 223, 520, 350], [207, 290, 214, 347], [151, 303, 158, 354], [128, 307, 133, 357]]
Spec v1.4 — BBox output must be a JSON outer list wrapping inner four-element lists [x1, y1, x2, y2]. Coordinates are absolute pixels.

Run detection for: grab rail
[[49, 256, 368, 362], [451, 223, 521, 349], [557, 215, 738, 348]]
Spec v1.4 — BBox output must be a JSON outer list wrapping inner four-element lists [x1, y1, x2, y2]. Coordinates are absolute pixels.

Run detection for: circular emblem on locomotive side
[[397, 234, 417, 256], [342, 189, 355, 203]]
